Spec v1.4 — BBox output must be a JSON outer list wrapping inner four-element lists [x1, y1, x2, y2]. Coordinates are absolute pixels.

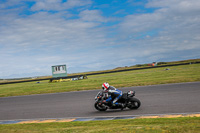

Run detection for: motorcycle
[[94, 90, 141, 111]]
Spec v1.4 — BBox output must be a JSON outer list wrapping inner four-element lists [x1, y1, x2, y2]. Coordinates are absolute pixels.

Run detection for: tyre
[[127, 97, 141, 109], [94, 102, 107, 111]]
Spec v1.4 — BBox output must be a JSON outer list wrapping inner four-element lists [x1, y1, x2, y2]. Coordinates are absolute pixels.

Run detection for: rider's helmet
[[127, 90, 135, 97], [102, 82, 110, 91]]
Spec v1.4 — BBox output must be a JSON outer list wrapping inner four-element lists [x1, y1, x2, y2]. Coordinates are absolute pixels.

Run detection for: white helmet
[[102, 82, 110, 91], [127, 91, 135, 96]]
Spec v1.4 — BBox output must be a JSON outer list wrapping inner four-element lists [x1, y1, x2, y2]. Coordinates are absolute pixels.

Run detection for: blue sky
[[0, 0, 200, 79]]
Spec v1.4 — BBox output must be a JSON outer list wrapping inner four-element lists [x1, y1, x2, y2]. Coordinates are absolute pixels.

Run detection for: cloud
[[0, 3, 112, 78], [79, 9, 107, 22], [31, 0, 92, 11], [0, 0, 200, 78], [146, 0, 200, 11], [118, 0, 200, 58]]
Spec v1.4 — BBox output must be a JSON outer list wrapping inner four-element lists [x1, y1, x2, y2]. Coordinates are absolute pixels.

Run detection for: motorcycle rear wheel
[[127, 97, 141, 109]]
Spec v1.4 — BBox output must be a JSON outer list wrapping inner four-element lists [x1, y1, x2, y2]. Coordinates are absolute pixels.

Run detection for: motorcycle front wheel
[[94, 102, 108, 111], [127, 97, 141, 109]]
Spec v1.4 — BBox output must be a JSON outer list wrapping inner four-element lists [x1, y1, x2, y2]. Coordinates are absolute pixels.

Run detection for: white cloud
[[31, 0, 61, 11], [0, 5, 111, 78], [79, 9, 106, 22], [0, 0, 200, 78], [118, 0, 200, 57], [31, 0, 92, 11]]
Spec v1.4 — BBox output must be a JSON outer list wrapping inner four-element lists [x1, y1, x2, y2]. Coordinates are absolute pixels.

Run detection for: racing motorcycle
[[94, 90, 141, 111]]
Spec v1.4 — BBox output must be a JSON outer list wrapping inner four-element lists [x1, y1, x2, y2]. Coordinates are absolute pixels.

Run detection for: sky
[[0, 0, 200, 79]]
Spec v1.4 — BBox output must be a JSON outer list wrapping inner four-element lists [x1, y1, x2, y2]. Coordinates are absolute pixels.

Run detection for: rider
[[102, 82, 125, 109]]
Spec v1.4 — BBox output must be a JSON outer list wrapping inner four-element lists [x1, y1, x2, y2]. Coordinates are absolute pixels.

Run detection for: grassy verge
[[0, 117, 200, 133], [0, 63, 200, 97], [1, 59, 199, 84]]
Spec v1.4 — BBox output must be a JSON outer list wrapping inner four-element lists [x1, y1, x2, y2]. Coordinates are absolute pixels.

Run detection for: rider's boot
[[117, 103, 125, 110], [121, 103, 125, 110]]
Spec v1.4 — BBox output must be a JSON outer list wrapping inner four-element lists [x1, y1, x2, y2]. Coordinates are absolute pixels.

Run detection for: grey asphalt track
[[0, 82, 200, 121]]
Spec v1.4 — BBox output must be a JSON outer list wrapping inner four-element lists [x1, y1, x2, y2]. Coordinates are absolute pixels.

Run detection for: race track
[[0, 82, 200, 121]]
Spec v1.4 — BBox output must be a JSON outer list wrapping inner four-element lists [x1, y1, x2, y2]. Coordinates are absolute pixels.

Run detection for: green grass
[[0, 63, 200, 97], [0, 117, 200, 133]]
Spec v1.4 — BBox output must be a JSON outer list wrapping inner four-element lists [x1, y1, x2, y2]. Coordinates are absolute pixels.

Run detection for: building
[[51, 64, 67, 78]]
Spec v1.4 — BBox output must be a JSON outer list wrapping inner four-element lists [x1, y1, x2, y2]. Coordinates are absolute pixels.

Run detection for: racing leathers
[[104, 86, 122, 106]]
